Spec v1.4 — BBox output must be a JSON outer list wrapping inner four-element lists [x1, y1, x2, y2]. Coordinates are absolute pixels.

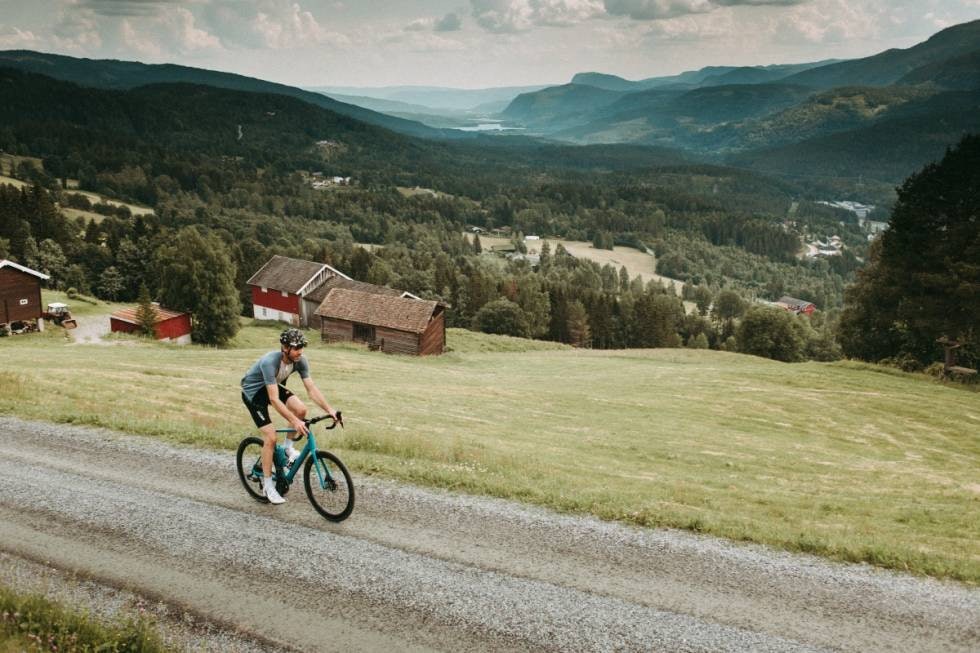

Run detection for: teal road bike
[[236, 412, 355, 522]]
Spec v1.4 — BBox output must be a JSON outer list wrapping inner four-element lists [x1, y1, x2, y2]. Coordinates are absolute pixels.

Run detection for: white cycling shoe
[[263, 480, 286, 505], [285, 447, 300, 466]]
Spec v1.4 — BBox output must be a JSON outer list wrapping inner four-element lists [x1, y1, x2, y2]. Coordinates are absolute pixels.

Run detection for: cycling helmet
[[280, 328, 308, 349]]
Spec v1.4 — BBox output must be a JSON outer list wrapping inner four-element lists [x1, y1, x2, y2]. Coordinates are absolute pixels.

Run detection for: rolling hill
[[779, 19, 980, 89], [0, 49, 463, 141]]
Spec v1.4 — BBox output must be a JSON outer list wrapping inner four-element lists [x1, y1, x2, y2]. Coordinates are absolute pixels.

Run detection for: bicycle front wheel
[[304, 451, 354, 522], [236, 436, 268, 503]]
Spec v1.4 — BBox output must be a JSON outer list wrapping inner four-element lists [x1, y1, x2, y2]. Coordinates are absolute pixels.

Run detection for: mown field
[[469, 233, 689, 298], [1, 300, 978, 584]]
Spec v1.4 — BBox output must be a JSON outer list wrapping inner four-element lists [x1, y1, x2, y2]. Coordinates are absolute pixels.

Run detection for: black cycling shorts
[[242, 384, 294, 428]]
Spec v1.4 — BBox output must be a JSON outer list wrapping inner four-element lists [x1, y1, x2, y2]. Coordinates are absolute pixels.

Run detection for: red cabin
[[110, 304, 192, 344]]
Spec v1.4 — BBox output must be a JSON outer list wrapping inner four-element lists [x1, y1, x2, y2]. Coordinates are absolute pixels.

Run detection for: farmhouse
[[315, 288, 446, 355], [776, 296, 816, 316], [0, 259, 48, 328], [247, 255, 349, 327], [110, 305, 192, 344]]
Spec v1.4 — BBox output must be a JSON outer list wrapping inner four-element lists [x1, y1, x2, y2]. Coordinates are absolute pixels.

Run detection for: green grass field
[[1, 303, 977, 583]]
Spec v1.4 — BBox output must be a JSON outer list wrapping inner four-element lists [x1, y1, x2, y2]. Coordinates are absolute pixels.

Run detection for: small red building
[[110, 304, 192, 344], [0, 259, 49, 327], [776, 296, 816, 316], [247, 256, 349, 327]]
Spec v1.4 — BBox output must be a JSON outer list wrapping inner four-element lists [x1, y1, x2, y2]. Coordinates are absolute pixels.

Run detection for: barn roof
[[0, 259, 50, 280], [111, 304, 188, 326], [315, 288, 439, 334], [246, 256, 347, 295], [777, 296, 815, 310], [305, 276, 403, 305]]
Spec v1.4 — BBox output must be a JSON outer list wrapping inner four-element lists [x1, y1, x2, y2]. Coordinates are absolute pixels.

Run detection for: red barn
[[0, 259, 49, 328], [247, 256, 349, 327], [110, 304, 192, 344], [776, 296, 816, 316]]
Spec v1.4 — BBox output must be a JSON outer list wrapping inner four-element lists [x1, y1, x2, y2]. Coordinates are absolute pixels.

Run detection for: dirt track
[[0, 416, 977, 652]]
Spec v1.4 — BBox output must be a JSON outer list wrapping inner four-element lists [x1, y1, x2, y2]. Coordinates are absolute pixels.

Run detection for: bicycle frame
[[248, 425, 335, 490]]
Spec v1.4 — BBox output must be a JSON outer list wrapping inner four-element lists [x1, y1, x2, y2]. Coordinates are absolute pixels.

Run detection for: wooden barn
[[110, 305, 193, 344], [247, 256, 349, 327], [0, 259, 49, 327], [302, 276, 405, 331], [315, 288, 445, 356]]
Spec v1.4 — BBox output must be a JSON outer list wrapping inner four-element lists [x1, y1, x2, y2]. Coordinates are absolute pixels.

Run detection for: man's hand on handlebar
[[290, 416, 309, 438]]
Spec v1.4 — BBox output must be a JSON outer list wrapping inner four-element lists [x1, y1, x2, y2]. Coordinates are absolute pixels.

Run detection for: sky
[[1, 1, 978, 89]]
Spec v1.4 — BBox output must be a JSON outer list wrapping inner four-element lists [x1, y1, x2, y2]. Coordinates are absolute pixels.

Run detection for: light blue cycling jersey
[[241, 350, 310, 401]]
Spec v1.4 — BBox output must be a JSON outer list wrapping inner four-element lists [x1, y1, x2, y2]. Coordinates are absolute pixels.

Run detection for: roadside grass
[[1, 316, 978, 583], [0, 584, 167, 652]]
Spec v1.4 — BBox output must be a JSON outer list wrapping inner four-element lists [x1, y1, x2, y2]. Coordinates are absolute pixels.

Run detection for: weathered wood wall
[[321, 319, 353, 343], [0, 268, 42, 324], [418, 310, 445, 356]]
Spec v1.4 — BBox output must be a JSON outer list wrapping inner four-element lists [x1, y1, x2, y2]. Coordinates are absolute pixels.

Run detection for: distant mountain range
[[2, 18, 978, 185], [497, 19, 980, 181], [309, 84, 550, 113]]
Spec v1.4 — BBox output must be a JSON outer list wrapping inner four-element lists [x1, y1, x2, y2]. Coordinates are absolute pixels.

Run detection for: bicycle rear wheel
[[304, 451, 354, 522], [236, 436, 268, 503]]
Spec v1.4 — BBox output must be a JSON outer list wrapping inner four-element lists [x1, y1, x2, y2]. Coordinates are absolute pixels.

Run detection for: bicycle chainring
[[276, 478, 290, 496]]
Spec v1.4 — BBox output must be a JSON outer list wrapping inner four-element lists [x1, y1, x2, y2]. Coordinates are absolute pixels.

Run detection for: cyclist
[[241, 328, 339, 504]]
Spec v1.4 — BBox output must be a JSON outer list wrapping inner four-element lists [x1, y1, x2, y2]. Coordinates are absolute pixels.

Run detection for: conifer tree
[[135, 283, 157, 338], [839, 134, 980, 367]]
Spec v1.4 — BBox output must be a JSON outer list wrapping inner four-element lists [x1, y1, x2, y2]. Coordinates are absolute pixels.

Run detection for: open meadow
[[1, 307, 977, 584], [471, 233, 687, 295]]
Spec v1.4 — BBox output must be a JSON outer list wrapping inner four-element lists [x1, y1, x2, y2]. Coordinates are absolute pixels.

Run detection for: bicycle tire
[[304, 451, 354, 522], [236, 436, 269, 503]]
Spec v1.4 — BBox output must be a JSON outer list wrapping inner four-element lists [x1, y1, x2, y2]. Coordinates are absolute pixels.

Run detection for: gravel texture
[[0, 416, 977, 652]]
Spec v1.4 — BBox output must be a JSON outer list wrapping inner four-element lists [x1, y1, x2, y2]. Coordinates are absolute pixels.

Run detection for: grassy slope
[[1, 312, 978, 583]]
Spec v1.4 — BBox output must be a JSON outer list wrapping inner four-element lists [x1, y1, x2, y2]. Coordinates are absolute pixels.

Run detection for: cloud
[[713, 0, 807, 5], [772, 0, 879, 44], [119, 6, 221, 56], [470, 0, 604, 33], [202, 1, 348, 50], [471, 0, 533, 32], [0, 25, 43, 49], [78, 0, 180, 18], [406, 12, 463, 32], [604, 0, 714, 20], [51, 5, 104, 51], [435, 12, 463, 32]]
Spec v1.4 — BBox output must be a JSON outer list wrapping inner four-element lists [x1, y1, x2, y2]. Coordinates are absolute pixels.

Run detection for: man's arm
[[267, 383, 308, 436], [303, 376, 338, 421]]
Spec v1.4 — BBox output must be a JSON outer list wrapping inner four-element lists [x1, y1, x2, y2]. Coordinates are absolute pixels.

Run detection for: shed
[[315, 288, 445, 356], [110, 304, 192, 344], [0, 259, 49, 326], [247, 255, 349, 327]]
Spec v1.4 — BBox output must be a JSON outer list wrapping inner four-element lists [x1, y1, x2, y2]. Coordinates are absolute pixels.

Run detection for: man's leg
[[285, 395, 308, 421], [260, 423, 277, 477], [259, 423, 285, 504], [283, 395, 307, 462]]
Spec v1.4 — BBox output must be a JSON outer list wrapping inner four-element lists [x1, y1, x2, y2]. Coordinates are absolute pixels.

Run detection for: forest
[[1, 65, 941, 365]]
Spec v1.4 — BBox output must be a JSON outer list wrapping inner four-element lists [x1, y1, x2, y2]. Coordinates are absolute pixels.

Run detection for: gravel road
[[0, 416, 977, 652]]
